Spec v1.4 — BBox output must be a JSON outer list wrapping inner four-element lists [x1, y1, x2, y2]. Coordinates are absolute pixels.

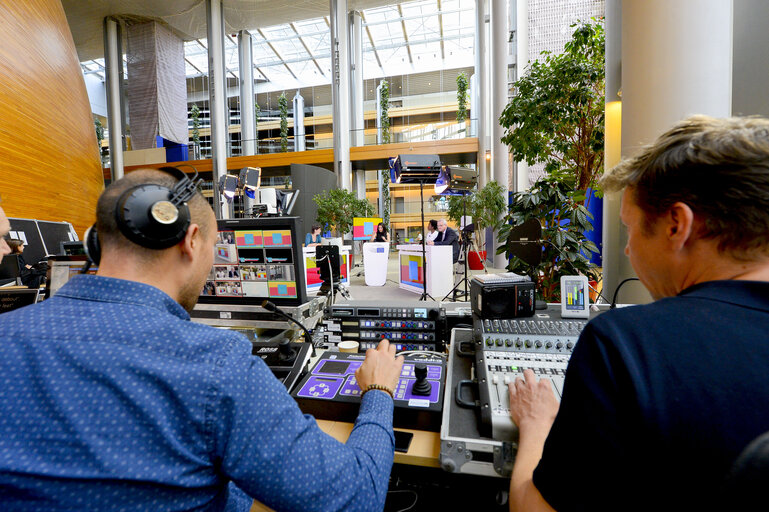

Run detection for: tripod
[[417, 180, 434, 301], [442, 190, 488, 301]]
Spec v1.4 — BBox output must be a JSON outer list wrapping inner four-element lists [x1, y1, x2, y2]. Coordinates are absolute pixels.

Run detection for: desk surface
[[249, 420, 441, 512], [316, 419, 441, 468]]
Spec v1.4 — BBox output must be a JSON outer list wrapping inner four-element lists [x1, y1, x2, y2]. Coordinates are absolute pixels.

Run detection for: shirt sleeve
[[209, 336, 395, 512], [532, 321, 633, 511]]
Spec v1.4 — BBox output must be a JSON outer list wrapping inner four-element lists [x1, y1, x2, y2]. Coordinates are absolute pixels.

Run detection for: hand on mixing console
[[355, 339, 405, 394], [508, 369, 560, 437]]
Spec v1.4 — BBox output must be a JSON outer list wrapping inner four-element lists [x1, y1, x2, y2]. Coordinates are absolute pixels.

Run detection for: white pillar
[[355, 170, 366, 201], [330, 0, 352, 191], [474, 0, 488, 187], [490, 0, 510, 269], [103, 17, 124, 180], [604, 0, 733, 304], [206, 0, 229, 219], [350, 11, 365, 147], [376, 81, 384, 144], [238, 30, 256, 157], [293, 91, 306, 152]]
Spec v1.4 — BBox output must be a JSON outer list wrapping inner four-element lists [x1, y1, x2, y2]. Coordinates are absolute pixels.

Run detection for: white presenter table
[[363, 242, 389, 286], [396, 244, 453, 298]]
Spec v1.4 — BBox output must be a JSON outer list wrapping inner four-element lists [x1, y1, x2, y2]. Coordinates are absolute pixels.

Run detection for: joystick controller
[[412, 363, 432, 396], [278, 338, 296, 363]]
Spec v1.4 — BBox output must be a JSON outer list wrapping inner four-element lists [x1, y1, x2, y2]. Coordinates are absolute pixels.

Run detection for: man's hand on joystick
[[355, 339, 404, 394]]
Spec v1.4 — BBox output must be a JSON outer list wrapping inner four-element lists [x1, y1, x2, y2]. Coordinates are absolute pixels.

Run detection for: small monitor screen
[[563, 279, 586, 310], [318, 361, 350, 375], [0, 289, 39, 315], [199, 217, 307, 306]]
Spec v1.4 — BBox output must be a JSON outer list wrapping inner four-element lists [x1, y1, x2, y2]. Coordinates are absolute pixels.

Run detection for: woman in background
[[305, 224, 322, 247], [426, 219, 439, 242], [8, 239, 45, 288], [371, 223, 390, 243]]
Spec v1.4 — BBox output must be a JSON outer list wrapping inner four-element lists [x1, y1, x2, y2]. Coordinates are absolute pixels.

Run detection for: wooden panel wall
[[0, 0, 104, 237]]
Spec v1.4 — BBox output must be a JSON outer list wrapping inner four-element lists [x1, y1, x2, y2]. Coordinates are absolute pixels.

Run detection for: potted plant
[[447, 180, 506, 269], [497, 174, 600, 302], [313, 188, 375, 238]]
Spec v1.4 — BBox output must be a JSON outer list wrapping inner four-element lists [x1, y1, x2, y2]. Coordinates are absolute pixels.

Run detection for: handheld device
[[560, 275, 590, 319]]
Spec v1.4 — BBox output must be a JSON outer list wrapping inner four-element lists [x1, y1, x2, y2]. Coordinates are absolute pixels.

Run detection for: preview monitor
[[0, 288, 39, 315], [199, 217, 308, 306]]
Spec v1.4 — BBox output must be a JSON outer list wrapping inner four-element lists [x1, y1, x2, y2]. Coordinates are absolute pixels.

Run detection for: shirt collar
[[55, 274, 190, 320], [678, 280, 769, 312]]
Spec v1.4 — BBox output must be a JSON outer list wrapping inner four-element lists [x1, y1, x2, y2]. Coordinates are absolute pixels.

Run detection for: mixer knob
[[495, 339, 503, 347], [566, 342, 574, 350], [515, 340, 523, 348], [556, 342, 563, 349], [485, 338, 493, 347], [545, 342, 553, 349], [525, 340, 532, 348], [505, 339, 513, 347], [535, 341, 542, 348]]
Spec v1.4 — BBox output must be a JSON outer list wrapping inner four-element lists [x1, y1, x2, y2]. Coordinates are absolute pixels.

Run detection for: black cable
[[261, 300, 316, 357], [610, 277, 641, 309]]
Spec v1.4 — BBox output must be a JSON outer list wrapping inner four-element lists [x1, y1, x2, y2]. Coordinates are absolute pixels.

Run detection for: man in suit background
[[427, 218, 459, 263]]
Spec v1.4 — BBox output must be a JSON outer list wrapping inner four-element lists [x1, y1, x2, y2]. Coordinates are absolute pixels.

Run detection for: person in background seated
[[7, 239, 45, 289], [0, 169, 404, 511], [426, 219, 439, 243], [371, 222, 390, 243], [305, 224, 322, 247], [507, 115, 769, 512], [427, 219, 459, 263]]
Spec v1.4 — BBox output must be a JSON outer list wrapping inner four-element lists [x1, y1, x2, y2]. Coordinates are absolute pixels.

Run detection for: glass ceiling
[[81, 0, 475, 92]]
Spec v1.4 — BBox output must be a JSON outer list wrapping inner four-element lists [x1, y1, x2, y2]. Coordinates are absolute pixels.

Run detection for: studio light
[[219, 174, 238, 200], [390, 154, 442, 184], [434, 166, 477, 195], [239, 167, 261, 191]]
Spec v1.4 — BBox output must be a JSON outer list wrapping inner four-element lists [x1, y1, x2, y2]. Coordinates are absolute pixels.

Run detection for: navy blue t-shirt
[[534, 280, 769, 511]]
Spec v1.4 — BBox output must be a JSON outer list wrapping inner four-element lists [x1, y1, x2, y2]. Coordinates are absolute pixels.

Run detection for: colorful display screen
[[400, 254, 424, 287], [352, 217, 383, 241], [203, 228, 298, 300], [564, 279, 586, 310]]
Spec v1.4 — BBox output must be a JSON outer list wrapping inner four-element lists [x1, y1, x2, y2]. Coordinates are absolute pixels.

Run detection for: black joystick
[[278, 338, 296, 363], [412, 363, 432, 396]]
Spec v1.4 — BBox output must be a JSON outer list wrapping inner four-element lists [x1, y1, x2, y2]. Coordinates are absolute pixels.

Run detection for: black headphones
[[84, 166, 202, 266]]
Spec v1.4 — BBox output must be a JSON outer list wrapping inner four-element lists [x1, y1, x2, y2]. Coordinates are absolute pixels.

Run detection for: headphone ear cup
[[84, 225, 101, 265], [115, 185, 191, 250]]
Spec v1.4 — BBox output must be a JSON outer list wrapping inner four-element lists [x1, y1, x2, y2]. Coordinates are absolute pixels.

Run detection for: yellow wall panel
[[0, 0, 104, 237]]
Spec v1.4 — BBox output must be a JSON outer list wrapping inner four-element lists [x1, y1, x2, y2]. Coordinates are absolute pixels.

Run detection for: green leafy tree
[[254, 101, 261, 152], [190, 104, 201, 151], [379, 79, 390, 144], [499, 19, 605, 196], [313, 188, 375, 237], [381, 169, 391, 229], [497, 175, 600, 302], [446, 180, 506, 252], [278, 92, 289, 152], [456, 71, 469, 123]]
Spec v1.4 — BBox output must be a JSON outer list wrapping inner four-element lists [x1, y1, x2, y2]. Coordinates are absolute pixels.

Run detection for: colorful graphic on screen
[[235, 230, 263, 248], [565, 280, 585, 310], [352, 217, 383, 240], [305, 254, 349, 289], [400, 254, 423, 287], [263, 230, 292, 248], [268, 281, 297, 298]]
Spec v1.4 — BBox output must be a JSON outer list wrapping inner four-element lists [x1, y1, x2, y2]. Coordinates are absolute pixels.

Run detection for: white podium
[[396, 244, 453, 297], [363, 242, 389, 286]]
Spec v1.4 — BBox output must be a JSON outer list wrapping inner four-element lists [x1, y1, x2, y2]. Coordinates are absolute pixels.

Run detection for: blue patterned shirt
[[0, 275, 395, 511]]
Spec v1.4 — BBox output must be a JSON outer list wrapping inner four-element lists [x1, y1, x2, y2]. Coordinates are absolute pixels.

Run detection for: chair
[[0, 255, 22, 286]]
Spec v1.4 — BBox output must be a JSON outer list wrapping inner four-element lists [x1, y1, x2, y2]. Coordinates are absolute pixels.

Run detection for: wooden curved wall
[[0, 0, 104, 237]]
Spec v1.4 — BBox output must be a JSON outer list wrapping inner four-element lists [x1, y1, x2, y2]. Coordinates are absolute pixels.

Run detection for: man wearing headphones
[[0, 169, 404, 511]]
